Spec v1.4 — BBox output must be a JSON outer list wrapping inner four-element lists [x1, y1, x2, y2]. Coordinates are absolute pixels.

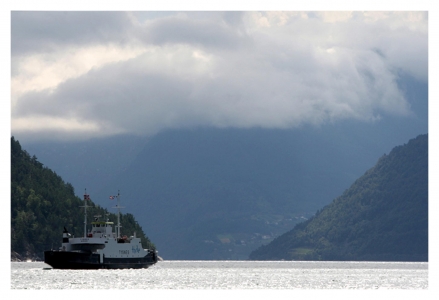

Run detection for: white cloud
[[11, 11, 427, 141], [11, 45, 146, 104], [12, 116, 102, 133]]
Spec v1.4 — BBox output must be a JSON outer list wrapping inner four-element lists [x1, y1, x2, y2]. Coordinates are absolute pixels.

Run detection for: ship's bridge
[[89, 220, 115, 238]]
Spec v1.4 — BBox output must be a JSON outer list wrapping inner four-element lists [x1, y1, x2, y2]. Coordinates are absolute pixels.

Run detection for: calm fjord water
[[11, 260, 427, 289]]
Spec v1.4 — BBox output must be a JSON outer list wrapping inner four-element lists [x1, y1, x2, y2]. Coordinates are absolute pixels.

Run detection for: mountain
[[19, 123, 427, 260], [249, 134, 428, 261], [93, 125, 425, 260], [10, 137, 155, 261]]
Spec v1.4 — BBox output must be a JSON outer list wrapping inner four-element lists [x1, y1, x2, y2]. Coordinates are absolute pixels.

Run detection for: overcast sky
[[10, 10, 428, 141]]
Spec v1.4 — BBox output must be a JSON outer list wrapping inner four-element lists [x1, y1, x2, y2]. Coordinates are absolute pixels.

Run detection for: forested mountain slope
[[11, 137, 155, 261], [249, 134, 428, 261]]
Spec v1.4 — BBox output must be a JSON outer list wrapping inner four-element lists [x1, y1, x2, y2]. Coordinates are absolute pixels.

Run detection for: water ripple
[[11, 261, 428, 289]]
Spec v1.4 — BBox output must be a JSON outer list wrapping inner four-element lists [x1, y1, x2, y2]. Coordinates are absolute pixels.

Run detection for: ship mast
[[80, 189, 90, 238], [113, 191, 124, 238]]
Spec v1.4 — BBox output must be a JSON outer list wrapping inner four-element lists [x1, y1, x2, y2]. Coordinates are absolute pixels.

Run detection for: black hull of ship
[[44, 250, 157, 269]]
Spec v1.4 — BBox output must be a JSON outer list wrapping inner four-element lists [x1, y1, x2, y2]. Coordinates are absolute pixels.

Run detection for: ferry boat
[[44, 192, 158, 269]]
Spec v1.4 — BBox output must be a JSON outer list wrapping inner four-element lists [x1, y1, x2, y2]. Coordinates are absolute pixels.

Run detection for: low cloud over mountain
[[11, 11, 427, 141]]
